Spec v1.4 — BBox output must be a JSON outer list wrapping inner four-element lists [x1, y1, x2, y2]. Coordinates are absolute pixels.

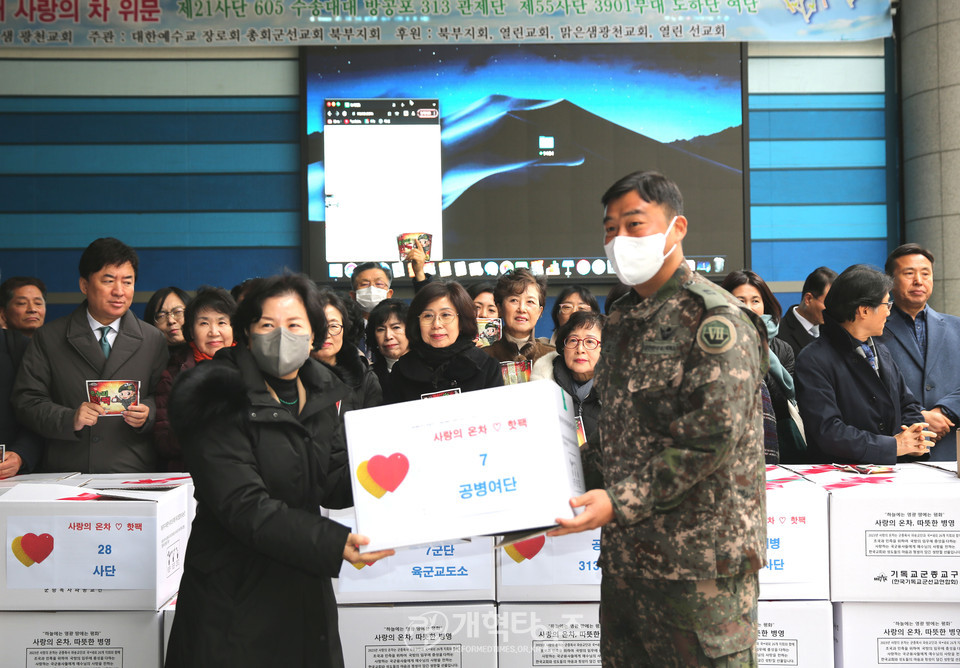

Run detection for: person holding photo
[[483, 268, 555, 366], [383, 281, 502, 403], [165, 274, 392, 668]]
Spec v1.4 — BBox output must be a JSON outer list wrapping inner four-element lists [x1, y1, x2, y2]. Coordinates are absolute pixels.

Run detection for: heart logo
[[11, 533, 54, 567], [357, 453, 409, 498], [504, 535, 545, 563]]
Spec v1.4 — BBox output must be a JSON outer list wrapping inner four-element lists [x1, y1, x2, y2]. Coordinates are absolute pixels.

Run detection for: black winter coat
[[164, 346, 353, 668], [383, 344, 503, 403], [321, 344, 382, 414]]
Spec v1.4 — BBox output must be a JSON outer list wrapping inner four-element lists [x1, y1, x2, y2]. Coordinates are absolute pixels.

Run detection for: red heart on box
[[512, 535, 545, 560], [20, 533, 54, 563], [366, 453, 409, 493]]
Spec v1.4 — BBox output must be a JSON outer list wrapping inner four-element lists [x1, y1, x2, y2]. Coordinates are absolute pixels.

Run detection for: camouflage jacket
[[591, 262, 767, 580]]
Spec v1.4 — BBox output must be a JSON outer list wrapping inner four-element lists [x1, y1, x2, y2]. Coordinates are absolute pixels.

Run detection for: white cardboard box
[[828, 481, 960, 602], [0, 483, 189, 611], [329, 507, 495, 604], [0, 609, 163, 668], [834, 601, 960, 667], [496, 530, 601, 602], [760, 471, 830, 600], [344, 381, 584, 552], [497, 603, 601, 668], [338, 603, 497, 668], [757, 600, 834, 668]]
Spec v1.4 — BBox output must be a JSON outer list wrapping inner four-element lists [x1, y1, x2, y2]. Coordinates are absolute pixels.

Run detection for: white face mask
[[355, 286, 389, 312], [603, 216, 678, 287]]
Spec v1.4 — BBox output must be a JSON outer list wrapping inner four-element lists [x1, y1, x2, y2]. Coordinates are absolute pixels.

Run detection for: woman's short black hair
[[467, 281, 496, 301], [555, 311, 605, 353], [365, 298, 409, 359], [551, 285, 601, 330], [144, 286, 191, 326], [406, 281, 478, 348], [233, 274, 327, 351], [824, 264, 893, 324], [721, 270, 782, 324], [183, 287, 237, 344]]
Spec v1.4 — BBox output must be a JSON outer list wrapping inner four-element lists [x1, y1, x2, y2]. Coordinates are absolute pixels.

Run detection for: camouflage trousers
[[600, 571, 759, 668]]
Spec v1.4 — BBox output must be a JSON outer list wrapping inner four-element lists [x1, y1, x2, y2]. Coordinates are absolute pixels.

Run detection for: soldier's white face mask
[[604, 216, 678, 286]]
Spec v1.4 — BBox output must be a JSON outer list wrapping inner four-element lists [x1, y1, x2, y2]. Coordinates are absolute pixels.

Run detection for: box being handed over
[[344, 381, 585, 552]]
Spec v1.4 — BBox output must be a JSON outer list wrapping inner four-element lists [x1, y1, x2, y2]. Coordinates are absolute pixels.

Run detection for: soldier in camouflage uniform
[[551, 171, 768, 667]]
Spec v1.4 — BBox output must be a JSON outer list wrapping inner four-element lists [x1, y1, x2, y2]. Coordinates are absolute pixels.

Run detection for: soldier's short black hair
[[79, 238, 139, 280], [824, 264, 893, 324], [884, 244, 935, 276], [601, 171, 684, 219], [800, 266, 837, 300]]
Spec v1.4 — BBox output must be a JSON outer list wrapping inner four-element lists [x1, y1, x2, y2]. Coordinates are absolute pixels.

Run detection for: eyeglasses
[[154, 307, 185, 323], [878, 300, 894, 311], [558, 303, 593, 315], [564, 336, 601, 350], [326, 323, 343, 335], [419, 311, 458, 325]]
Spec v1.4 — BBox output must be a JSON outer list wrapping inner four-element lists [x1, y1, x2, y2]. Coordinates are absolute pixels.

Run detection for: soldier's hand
[[73, 402, 105, 431], [548, 489, 614, 537], [122, 403, 150, 429]]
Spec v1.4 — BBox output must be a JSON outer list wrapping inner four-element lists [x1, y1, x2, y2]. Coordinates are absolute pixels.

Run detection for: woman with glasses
[[383, 281, 503, 404], [532, 310, 604, 439], [314, 289, 382, 414], [544, 286, 601, 346], [795, 264, 933, 464], [144, 286, 192, 374], [154, 287, 237, 471]]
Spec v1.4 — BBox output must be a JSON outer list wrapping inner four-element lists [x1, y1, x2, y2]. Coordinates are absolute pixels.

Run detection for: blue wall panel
[[752, 240, 887, 282]]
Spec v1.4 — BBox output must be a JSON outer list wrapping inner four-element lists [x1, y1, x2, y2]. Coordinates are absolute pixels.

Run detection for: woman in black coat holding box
[[164, 274, 392, 668]]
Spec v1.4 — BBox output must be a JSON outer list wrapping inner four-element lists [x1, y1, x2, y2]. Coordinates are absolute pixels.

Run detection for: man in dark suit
[[796, 264, 933, 465], [776, 266, 836, 358], [878, 244, 960, 461], [13, 238, 168, 473], [0, 326, 43, 478]]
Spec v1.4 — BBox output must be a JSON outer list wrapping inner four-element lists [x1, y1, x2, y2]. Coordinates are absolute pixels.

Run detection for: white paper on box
[[345, 381, 585, 551], [497, 603, 601, 668], [497, 529, 601, 602], [0, 610, 163, 668], [338, 603, 497, 668], [760, 473, 830, 600], [757, 600, 833, 668], [834, 601, 960, 668], [0, 483, 189, 611], [329, 507, 495, 603], [828, 482, 960, 602]]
